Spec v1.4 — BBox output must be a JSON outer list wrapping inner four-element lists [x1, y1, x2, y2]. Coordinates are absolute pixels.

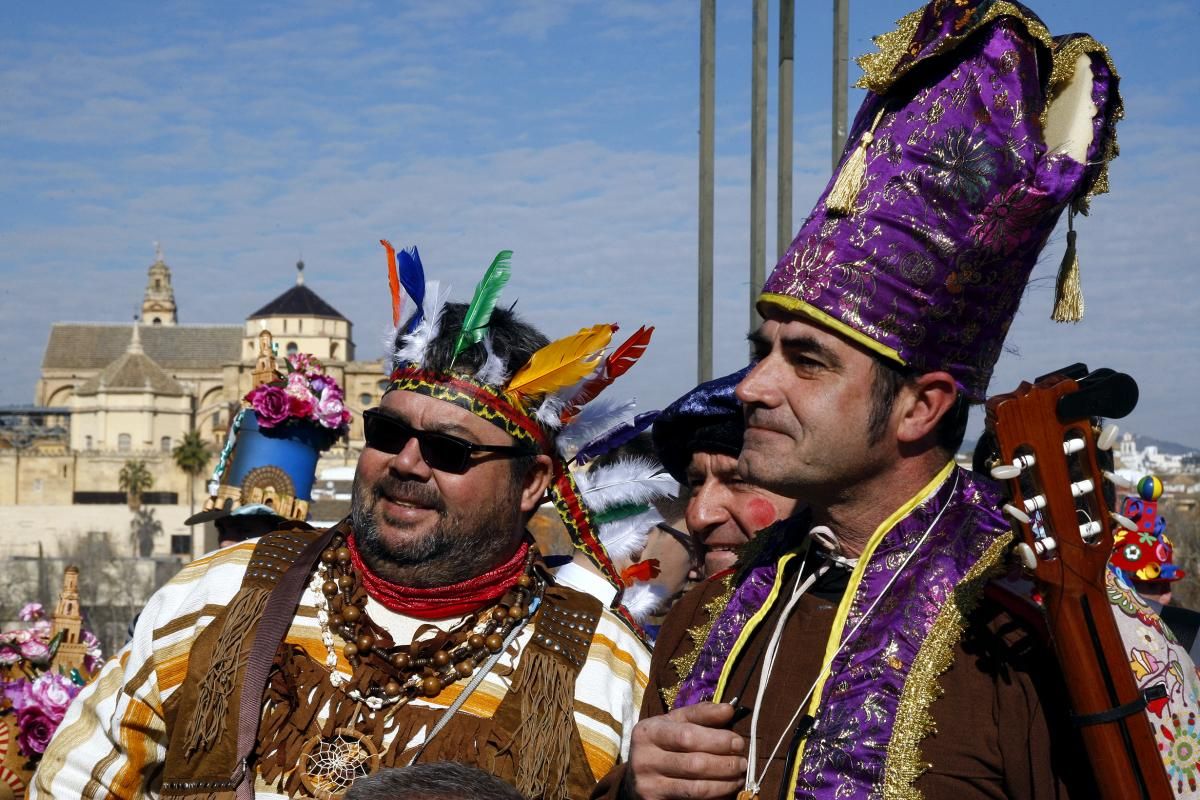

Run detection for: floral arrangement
[[244, 353, 352, 444], [0, 603, 101, 759]]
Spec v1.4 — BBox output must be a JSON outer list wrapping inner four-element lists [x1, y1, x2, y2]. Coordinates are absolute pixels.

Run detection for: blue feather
[[399, 246, 427, 334], [573, 410, 660, 466]]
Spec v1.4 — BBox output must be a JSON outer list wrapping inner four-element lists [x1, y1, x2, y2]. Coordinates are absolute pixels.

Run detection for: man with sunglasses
[[36, 302, 651, 800]]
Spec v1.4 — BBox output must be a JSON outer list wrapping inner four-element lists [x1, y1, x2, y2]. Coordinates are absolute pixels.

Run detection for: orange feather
[[380, 239, 401, 327]]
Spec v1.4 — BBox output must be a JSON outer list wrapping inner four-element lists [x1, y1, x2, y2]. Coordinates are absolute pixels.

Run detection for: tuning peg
[[991, 464, 1021, 480], [1034, 537, 1058, 555], [1096, 423, 1119, 451], [1069, 479, 1095, 498], [1079, 521, 1102, 541], [1104, 470, 1132, 489], [1062, 438, 1085, 456], [1023, 494, 1048, 514], [1003, 503, 1032, 524], [1111, 512, 1136, 532], [1014, 542, 1038, 570]]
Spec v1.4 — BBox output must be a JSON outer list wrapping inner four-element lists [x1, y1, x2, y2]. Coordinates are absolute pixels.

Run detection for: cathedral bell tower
[[142, 242, 178, 326]]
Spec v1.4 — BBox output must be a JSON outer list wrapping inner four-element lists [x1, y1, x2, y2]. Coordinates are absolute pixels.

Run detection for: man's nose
[[687, 484, 729, 532], [387, 436, 432, 480]]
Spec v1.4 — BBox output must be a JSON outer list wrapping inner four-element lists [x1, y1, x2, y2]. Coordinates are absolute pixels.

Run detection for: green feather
[[451, 250, 513, 364]]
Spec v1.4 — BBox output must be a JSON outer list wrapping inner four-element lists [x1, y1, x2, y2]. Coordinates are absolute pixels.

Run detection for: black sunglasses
[[362, 409, 533, 474]]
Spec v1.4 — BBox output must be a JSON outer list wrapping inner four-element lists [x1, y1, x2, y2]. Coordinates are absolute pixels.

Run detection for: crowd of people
[[28, 1, 1200, 798]]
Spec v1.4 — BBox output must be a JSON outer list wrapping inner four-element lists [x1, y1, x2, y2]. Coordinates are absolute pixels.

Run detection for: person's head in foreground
[[344, 762, 526, 800]]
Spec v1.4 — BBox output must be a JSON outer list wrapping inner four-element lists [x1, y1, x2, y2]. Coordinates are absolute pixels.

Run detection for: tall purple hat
[[761, 0, 1122, 400]]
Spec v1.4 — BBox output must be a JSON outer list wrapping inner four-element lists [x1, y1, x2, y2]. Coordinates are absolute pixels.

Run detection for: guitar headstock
[[984, 365, 1139, 596]]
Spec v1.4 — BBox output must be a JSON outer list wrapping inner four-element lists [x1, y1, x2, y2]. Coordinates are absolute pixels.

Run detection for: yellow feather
[[506, 324, 615, 399]]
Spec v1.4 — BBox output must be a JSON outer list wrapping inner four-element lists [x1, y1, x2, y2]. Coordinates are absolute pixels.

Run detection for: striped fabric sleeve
[[31, 544, 254, 799]]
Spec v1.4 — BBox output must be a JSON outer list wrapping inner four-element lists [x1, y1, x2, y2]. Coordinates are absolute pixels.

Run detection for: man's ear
[[895, 371, 958, 445], [519, 454, 555, 514]]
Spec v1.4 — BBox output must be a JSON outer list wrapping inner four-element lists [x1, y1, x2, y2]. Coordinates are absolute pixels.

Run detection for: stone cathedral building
[[0, 249, 385, 558]]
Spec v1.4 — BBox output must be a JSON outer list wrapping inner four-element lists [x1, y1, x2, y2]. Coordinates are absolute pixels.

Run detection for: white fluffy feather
[[598, 506, 662, 563], [381, 323, 402, 373], [554, 396, 637, 456], [475, 332, 510, 386], [533, 392, 569, 430], [393, 281, 451, 368], [574, 457, 680, 512], [620, 582, 669, 622]]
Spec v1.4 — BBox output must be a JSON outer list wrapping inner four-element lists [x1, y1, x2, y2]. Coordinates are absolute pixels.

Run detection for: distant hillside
[[959, 432, 1197, 459], [1132, 434, 1198, 456]]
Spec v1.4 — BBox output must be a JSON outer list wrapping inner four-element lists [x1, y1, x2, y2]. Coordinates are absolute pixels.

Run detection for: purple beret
[[761, 0, 1121, 400]]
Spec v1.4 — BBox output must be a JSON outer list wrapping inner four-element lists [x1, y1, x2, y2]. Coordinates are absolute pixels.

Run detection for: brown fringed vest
[[157, 523, 603, 800]]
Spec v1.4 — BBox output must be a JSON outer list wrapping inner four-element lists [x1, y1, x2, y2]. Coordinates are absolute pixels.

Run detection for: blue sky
[[2, 1, 1197, 445]]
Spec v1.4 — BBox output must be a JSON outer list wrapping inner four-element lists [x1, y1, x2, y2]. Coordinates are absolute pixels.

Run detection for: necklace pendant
[[737, 791, 758, 800]]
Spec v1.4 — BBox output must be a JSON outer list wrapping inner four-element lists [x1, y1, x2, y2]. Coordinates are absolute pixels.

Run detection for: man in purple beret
[[596, 1, 1124, 797]]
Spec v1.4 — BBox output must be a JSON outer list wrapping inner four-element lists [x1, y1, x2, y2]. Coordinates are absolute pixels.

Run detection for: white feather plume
[[598, 506, 662, 563], [620, 582, 669, 622], [475, 332, 510, 386], [554, 396, 637, 456], [533, 392, 569, 430], [393, 281, 451, 368], [574, 457, 680, 512], [381, 323, 402, 373]]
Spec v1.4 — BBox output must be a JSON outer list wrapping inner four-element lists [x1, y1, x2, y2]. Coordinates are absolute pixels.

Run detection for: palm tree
[[118, 459, 154, 512], [173, 430, 212, 520]]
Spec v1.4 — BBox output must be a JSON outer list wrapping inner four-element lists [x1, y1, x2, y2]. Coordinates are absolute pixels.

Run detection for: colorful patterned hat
[[1112, 475, 1184, 583], [652, 367, 751, 484], [377, 243, 658, 632], [761, 0, 1122, 400], [185, 333, 351, 525]]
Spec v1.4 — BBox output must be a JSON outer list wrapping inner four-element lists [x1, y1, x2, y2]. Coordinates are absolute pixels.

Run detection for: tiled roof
[[42, 324, 242, 370], [76, 351, 185, 396], [248, 285, 346, 320]]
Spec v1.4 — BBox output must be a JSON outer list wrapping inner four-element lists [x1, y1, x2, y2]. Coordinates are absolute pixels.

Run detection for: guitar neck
[[1042, 581, 1173, 799]]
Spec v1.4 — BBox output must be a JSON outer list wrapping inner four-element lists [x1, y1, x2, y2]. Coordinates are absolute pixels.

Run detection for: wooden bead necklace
[[316, 533, 539, 709]]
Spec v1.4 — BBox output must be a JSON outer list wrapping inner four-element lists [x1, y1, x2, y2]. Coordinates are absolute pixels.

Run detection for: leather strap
[[1072, 683, 1168, 727], [232, 527, 337, 800]]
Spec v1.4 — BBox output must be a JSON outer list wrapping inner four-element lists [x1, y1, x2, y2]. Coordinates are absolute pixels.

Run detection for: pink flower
[[20, 639, 50, 663], [82, 630, 103, 673], [247, 385, 291, 428], [287, 390, 316, 420], [29, 672, 79, 717], [0, 647, 20, 666], [18, 603, 44, 622], [315, 387, 348, 430], [31, 619, 52, 638], [15, 704, 58, 756]]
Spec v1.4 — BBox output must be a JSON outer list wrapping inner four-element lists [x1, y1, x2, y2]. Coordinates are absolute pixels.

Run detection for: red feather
[[380, 239, 402, 327], [621, 559, 661, 584], [562, 325, 654, 422]]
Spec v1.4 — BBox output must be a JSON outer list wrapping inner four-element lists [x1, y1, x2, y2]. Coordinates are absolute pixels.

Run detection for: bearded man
[[595, 1, 1126, 798], [35, 294, 651, 800]]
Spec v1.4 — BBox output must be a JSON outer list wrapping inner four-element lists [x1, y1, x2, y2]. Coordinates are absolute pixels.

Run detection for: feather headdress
[[379, 242, 660, 638]]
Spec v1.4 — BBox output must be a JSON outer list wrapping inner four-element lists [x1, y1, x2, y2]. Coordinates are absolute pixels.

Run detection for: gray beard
[[350, 474, 518, 588]]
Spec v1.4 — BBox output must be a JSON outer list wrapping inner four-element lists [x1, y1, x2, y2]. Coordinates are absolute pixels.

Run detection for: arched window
[[118, 434, 132, 452], [152, 317, 162, 325], [330, 342, 339, 360], [161, 436, 172, 453], [286, 342, 299, 356], [377, 379, 391, 391], [84, 435, 92, 450], [359, 393, 373, 407]]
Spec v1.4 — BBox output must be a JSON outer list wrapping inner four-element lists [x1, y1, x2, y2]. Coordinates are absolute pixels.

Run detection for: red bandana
[[346, 533, 531, 620]]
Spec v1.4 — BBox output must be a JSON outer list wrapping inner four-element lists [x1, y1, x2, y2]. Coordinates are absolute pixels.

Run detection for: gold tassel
[[825, 108, 885, 216], [1051, 211, 1084, 323]]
